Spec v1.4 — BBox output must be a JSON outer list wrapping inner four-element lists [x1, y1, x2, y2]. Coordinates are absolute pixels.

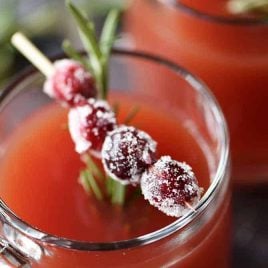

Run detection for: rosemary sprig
[[66, 1, 127, 206], [111, 181, 126, 205], [66, 1, 103, 95], [66, 0, 120, 99], [62, 40, 93, 73], [100, 9, 120, 57], [79, 170, 103, 201], [80, 155, 126, 205], [82, 154, 105, 181], [107, 177, 126, 205]]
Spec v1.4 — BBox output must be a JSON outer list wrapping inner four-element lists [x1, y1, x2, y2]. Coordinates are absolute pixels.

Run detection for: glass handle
[[0, 237, 31, 267]]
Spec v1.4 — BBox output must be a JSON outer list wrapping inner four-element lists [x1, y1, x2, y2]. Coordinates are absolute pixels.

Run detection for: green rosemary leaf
[[79, 32, 103, 89], [62, 39, 93, 72], [79, 166, 103, 201], [84, 170, 103, 201], [79, 170, 91, 194], [66, 0, 105, 97], [67, 1, 101, 61], [106, 176, 114, 196], [124, 105, 140, 125], [110, 179, 126, 205], [100, 62, 108, 99], [85, 154, 105, 181], [88, 22, 96, 34], [100, 9, 121, 58], [99, 9, 120, 99], [106, 176, 126, 205]]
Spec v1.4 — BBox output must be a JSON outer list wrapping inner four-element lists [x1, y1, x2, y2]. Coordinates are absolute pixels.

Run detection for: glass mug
[[125, 0, 268, 184], [0, 50, 230, 267]]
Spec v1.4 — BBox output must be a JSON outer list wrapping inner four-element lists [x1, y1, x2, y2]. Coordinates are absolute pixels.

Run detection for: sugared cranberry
[[102, 126, 157, 185], [141, 156, 202, 217], [68, 98, 116, 156], [44, 59, 96, 106]]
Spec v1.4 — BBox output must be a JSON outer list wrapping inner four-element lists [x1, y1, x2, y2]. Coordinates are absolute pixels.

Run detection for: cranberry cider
[[0, 50, 230, 267], [0, 95, 230, 267], [0, 94, 208, 241]]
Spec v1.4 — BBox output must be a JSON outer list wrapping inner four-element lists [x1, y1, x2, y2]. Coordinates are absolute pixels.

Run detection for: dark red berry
[[102, 126, 157, 185], [44, 59, 96, 106], [141, 156, 202, 217], [68, 98, 116, 156]]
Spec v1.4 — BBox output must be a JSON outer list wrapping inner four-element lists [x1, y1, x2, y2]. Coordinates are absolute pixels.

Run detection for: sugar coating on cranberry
[[102, 126, 157, 185], [44, 59, 96, 106], [68, 98, 116, 156], [141, 156, 202, 217]]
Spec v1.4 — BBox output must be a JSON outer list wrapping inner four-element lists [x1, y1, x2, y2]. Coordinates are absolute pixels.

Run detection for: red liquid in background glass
[[125, 0, 268, 184], [0, 95, 230, 267]]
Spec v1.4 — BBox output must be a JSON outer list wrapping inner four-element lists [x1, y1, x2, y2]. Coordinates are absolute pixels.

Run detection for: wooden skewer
[[185, 202, 197, 213], [11, 32, 55, 77]]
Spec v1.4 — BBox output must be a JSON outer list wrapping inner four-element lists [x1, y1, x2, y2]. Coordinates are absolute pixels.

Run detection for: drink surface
[[126, 0, 268, 184], [0, 94, 210, 242]]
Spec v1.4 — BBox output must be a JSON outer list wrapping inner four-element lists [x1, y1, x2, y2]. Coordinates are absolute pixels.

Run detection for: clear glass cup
[[125, 0, 268, 185], [0, 50, 230, 267]]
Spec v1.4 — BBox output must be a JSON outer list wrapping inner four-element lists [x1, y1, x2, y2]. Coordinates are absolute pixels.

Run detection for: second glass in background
[[125, 0, 268, 184]]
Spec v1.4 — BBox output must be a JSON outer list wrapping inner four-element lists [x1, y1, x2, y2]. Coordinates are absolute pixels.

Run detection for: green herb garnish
[[65, 1, 120, 99], [79, 169, 103, 201], [65, 1, 127, 205], [11, 1, 136, 206], [106, 176, 126, 205]]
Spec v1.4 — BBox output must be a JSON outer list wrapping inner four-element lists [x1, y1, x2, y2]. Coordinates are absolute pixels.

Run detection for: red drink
[[0, 51, 230, 267], [125, 0, 268, 184], [0, 97, 211, 241]]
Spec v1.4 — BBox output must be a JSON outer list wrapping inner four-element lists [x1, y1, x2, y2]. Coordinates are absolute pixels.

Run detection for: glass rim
[[0, 48, 230, 251], [155, 0, 268, 25]]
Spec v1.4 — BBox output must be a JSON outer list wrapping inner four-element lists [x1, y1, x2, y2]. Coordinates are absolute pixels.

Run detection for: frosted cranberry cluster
[[44, 59, 96, 107], [44, 59, 202, 217], [102, 126, 157, 186], [68, 98, 116, 156]]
